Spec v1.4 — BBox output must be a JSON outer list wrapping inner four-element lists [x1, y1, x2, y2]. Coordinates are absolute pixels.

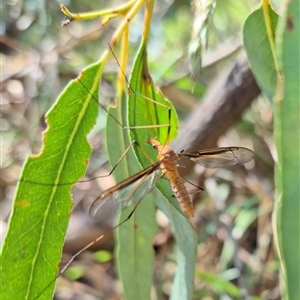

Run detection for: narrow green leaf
[[243, 6, 279, 101], [274, 1, 300, 298], [128, 43, 179, 211], [0, 63, 103, 299], [156, 196, 198, 300], [64, 266, 84, 281], [106, 90, 158, 300], [189, 0, 216, 80], [93, 250, 112, 263], [197, 271, 242, 297], [127, 42, 198, 300]]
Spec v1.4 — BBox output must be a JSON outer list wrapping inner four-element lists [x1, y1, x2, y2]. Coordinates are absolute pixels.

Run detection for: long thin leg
[[33, 196, 144, 300]]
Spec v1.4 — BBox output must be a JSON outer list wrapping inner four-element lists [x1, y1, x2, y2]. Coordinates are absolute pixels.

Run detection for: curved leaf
[[243, 6, 279, 101], [127, 42, 198, 300], [0, 63, 103, 299], [106, 88, 158, 300], [274, 0, 300, 298]]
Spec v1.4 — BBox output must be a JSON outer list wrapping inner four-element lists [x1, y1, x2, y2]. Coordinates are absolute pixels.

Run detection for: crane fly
[[90, 138, 254, 221]]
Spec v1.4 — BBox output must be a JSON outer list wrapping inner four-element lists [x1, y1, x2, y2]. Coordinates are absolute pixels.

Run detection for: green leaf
[[64, 266, 84, 281], [274, 0, 300, 298], [188, 0, 216, 80], [197, 271, 242, 298], [93, 250, 112, 263], [243, 6, 279, 102], [128, 43, 179, 211], [127, 42, 198, 300], [106, 89, 158, 300], [155, 196, 198, 300], [0, 63, 103, 299]]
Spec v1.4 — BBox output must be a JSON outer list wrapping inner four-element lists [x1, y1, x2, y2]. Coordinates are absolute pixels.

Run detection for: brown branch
[[171, 56, 260, 177]]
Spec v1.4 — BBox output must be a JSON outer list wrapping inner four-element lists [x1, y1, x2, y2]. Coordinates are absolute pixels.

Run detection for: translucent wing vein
[[89, 164, 161, 222], [180, 147, 254, 168]]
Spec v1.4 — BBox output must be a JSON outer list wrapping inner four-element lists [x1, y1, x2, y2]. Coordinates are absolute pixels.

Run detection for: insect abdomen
[[166, 171, 194, 217]]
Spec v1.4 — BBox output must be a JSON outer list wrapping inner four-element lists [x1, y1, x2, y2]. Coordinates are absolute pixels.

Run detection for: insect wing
[[89, 168, 162, 222], [182, 147, 254, 168]]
